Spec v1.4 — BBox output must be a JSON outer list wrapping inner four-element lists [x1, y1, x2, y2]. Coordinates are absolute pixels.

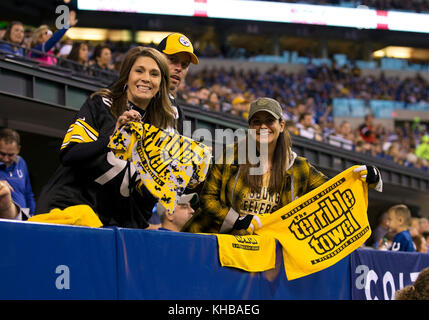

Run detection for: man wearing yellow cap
[[157, 33, 199, 135]]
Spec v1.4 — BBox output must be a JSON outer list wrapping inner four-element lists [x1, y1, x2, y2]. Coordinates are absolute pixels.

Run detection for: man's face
[[303, 114, 312, 128], [172, 202, 194, 230], [165, 52, 191, 97], [0, 140, 20, 168]]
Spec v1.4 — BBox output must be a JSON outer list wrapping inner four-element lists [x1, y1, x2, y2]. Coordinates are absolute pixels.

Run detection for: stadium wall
[[1, 219, 428, 300]]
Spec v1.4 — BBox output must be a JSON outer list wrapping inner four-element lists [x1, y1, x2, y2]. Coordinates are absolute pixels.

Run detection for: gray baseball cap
[[177, 193, 199, 206], [248, 97, 283, 122]]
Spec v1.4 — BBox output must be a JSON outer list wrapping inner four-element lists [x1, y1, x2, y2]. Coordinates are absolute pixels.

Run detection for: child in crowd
[[386, 204, 416, 252]]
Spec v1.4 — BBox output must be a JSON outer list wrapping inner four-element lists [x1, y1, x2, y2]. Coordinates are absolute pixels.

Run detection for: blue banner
[[0, 220, 117, 299], [350, 248, 429, 300], [115, 228, 351, 300]]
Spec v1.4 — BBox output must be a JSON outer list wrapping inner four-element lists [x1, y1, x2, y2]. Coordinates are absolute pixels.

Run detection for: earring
[[123, 84, 128, 92]]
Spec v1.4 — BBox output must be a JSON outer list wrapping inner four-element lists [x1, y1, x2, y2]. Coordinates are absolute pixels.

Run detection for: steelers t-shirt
[[240, 173, 280, 215]]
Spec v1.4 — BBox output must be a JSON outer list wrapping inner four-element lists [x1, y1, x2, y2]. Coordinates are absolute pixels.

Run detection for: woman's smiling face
[[249, 111, 285, 145], [126, 56, 162, 109]]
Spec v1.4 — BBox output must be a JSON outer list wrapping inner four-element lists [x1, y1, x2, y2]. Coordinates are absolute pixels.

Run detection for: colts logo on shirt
[[16, 169, 23, 178]]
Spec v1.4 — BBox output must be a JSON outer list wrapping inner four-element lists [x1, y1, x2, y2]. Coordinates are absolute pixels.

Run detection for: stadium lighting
[[66, 27, 132, 41], [373, 46, 429, 60], [77, 0, 429, 34]]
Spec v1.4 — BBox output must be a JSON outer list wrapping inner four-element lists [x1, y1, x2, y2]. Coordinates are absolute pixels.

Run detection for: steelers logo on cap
[[256, 98, 268, 106], [179, 36, 190, 47]]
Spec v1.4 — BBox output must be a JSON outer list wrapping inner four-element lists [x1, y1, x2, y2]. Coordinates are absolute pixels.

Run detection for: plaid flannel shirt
[[183, 144, 328, 234]]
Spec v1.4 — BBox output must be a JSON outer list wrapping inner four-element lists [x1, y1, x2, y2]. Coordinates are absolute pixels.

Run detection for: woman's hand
[[69, 10, 78, 27], [353, 165, 383, 192], [114, 110, 142, 132], [0, 180, 18, 219]]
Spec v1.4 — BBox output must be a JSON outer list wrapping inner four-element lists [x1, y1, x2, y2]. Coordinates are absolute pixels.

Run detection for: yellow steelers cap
[[157, 33, 199, 65]]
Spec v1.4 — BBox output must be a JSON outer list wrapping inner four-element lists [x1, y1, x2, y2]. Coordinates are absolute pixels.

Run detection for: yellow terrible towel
[[28, 205, 103, 228], [216, 234, 276, 272], [250, 165, 371, 280]]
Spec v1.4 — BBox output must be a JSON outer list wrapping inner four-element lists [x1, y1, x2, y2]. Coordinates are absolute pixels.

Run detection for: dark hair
[[67, 42, 88, 63], [3, 21, 24, 44], [0, 127, 21, 145], [93, 44, 110, 59], [240, 125, 292, 193], [92, 46, 175, 129], [298, 112, 312, 123]]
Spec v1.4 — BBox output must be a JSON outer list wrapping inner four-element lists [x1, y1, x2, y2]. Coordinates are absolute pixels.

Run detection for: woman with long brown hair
[[0, 21, 25, 56], [60, 41, 89, 74], [183, 97, 382, 234], [36, 46, 175, 228]]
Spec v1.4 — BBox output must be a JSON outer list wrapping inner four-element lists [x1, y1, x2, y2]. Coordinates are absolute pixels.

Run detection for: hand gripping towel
[[224, 166, 372, 280], [216, 234, 276, 272], [28, 205, 103, 228], [249, 165, 372, 280], [108, 121, 211, 215]]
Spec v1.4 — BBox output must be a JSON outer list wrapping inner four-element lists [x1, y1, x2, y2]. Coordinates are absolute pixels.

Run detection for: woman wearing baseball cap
[[183, 97, 382, 234]]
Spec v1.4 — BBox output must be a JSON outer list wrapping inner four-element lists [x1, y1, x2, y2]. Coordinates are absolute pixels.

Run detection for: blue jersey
[[0, 156, 35, 215], [391, 230, 416, 252]]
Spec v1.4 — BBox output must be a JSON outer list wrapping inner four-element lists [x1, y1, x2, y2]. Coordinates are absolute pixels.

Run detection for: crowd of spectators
[[1, 16, 429, 172], [0, 12, 120, 82], [179, 63, 429, 171]]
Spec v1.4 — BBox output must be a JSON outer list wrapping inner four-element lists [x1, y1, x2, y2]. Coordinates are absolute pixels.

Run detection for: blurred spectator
[[0, 27, 5, 40], [91, 44, 113, 77], [327, 120, 354, 151], [386, 204, 416, 252], [0, 128, 35, 216], [358, 114, 377, 144], [423, 231, 429, 253], [285, 120, 299, 136], [185, 91, 200, 106], [297, 111, 322, 141], [419, 217, 429, 235], [207, 90, 221, 112], [413, 235, 428, 253], [410, 217, 421, 237], [197, 87, 211, 110], [157, 193, 198, 231], [60, 41, 89, 73], [29, 10, 77, 65], [58, 37, 73, 58], [415, 135, 429, 161], [291, 100, 307, 124], [0, 21, 24, 56], [368, 211, 389, 248], [377, 231, 395, 251], [395, 267, 429, 300], [229, 95, 250, 120]]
